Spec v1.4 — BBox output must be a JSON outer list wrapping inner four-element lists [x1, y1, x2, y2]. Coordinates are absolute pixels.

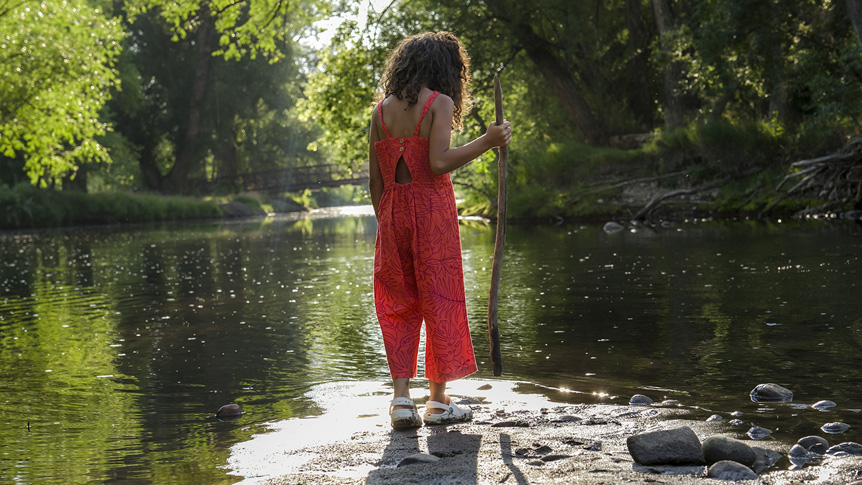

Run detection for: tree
[[0, 1, 123, 187], [122, 0, 334, 192]]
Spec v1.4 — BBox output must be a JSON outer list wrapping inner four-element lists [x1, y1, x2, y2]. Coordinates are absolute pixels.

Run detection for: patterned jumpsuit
[[373, 91, 478, 383]]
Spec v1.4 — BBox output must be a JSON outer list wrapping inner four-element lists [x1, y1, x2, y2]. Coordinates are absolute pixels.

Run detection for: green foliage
[[0, 184, 221, 229], [0, 1, 123, 186]]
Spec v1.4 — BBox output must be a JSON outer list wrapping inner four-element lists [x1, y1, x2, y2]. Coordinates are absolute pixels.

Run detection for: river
[[0, 208, 860, 483]]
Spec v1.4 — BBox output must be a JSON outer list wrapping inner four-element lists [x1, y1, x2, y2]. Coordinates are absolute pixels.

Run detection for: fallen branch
[[633, 177, 731, 221]]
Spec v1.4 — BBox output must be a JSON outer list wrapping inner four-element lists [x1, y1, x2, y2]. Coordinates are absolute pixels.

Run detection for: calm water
[[1, 208, 860, 483]]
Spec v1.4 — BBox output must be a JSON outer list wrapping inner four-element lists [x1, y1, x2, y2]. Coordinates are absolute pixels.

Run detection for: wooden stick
[[487, 74, 507, 376]]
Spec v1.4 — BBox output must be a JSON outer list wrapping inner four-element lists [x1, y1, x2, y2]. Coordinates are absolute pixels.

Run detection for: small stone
[[603, 221, 624, 234], [626, 426, 705, 466], [540, 454, 571, 462], [812, 400, 837, 410], [551, 415, 581, 423], [491, 420, 530, 428], [788, 444, 810, 467], [751, 446, 783, 473], [629, 394, 653, 406], [750, 383, 793, 402], [477, 383, 492, 391], [216, 403, 244, 417], [821, 422, 850, 434], [708, 460, 759, 480], [798, 435, 830, 454], [398, 453, 440, 467], [706, 414, 723, 422], [701, 436, 757, 467], [728, 419, 744, 426], [826, 442, 862, 456], [730, 411, 744, 417], [746, 426, 773, 440]]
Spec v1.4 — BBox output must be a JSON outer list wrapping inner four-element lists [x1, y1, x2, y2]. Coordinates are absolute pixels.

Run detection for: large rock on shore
[[626, 426, 705, 465], [701, 436, 757, 467]]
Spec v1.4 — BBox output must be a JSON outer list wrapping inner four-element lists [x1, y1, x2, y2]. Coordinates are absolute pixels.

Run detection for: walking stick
[[487, 73, 507, 376]]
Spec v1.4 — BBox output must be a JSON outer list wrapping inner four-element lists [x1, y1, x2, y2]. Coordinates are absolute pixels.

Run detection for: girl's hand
[[486, 120, 512, 148]]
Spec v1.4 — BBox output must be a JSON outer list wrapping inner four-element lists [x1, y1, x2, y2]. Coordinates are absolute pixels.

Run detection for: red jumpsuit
[[373, 92, 477, 383]]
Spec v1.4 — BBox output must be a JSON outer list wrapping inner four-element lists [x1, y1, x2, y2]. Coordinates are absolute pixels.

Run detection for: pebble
[[826, 442, 862, 456], [216, 403, 244, 418], [746, 426, 773, 440], [750, 383, 793, 402], [603, 221, 624, 234], [812, 400, 837, 410], [629, 394, 653, 406], [706, 414, 723, 422], [702, 435, 757, 467], [728, 419, 744, 426], [788, 444, 810, 467], [707, 460, 759, 480], [798, 435, 830, 454], [477, 384, 492, 391], [821, 422, 850, 434], [730, 411, 744, 417]]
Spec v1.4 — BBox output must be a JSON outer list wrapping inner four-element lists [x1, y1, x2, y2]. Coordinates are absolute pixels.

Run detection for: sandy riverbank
[[226, 380, 862, 484]]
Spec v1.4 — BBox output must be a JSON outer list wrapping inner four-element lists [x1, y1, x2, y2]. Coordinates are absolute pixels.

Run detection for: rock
[[477, 383, 492, 391], [750, 383, 793, 402], [821, 422, 851, 434], [728, 419, 744, 426], [216, 403, 244, 418], [491, 420, 530, 428], [706, 414, 723, 422], [812, 400, 837, 410], [603, 221, 624, 234], [397, 453, 440, 467], [629, 394, 653, 406], [788, 444, 810, 467], [746, 426, 773, 440], [707, 460, 759, 480], [798, 435, 830, 454], [751, 446, 783, 473], [626, 426, 705, 465], [730, 411, 744, 417], [701, 435, 757, 467], [826, 442, 862, 456]]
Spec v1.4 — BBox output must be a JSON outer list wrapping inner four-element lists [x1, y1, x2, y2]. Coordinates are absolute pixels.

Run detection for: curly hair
[[378, 31, 472, 130]]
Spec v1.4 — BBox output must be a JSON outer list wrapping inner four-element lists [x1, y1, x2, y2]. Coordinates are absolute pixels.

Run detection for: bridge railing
[[191, 164, 369, 193]]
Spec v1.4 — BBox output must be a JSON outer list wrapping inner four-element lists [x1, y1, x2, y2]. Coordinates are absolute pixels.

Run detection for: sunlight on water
[[1, 210, 861, 483]]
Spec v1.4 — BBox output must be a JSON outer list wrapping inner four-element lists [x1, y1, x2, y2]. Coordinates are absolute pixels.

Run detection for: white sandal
[[423, 397, 473, 425], [389, 397, 422, 430]]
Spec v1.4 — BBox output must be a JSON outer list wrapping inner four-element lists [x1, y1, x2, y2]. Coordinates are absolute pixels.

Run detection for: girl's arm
[[428, 95, 511, 176], [368, 106, 384, 218]]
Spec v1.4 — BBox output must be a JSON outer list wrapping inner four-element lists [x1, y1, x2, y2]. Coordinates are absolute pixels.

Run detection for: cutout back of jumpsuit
[[373, 92, 477, 383]]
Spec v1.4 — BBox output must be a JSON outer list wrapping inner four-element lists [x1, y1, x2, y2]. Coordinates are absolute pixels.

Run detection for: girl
[[368, 31, 512, 429]]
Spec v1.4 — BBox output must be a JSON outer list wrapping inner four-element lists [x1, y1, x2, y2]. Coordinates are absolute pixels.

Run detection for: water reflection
[[0, 212, 860, 483]]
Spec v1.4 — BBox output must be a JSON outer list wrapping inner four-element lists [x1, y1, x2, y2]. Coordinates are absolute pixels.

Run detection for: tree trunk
[[624, 0, 655, 130], [167, 4, 214, 193], [652, 0, 685, 130], [848, 0, 862, 48], [483, 0, 607, 144]]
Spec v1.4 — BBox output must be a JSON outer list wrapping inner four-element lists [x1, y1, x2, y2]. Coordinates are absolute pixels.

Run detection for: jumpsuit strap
[[377, 100, 392, 139], [413, 91, 440, 136]]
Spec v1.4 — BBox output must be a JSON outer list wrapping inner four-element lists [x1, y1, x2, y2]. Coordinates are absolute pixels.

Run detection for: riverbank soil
[[227, 380, 862, 484]]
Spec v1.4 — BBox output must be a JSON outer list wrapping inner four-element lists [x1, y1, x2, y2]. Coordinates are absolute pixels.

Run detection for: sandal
[[423, 397, 473, 425], [389, 397, 422, 430]]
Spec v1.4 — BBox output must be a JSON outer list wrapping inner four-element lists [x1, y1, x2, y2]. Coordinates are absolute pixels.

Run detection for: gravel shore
[[226, 380, 862, 484]]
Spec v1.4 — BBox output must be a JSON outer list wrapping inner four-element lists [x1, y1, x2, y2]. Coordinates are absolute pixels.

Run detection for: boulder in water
[[217, 403, 244, 418], [629, 394, 653, 406], [603, 221, 624, 234], [798, 435, 829, 454], [749, 383, 793, 402]]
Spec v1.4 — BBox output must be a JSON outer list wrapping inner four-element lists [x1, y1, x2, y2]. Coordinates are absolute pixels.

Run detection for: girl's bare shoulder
[[430, 93, 454, 111]]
